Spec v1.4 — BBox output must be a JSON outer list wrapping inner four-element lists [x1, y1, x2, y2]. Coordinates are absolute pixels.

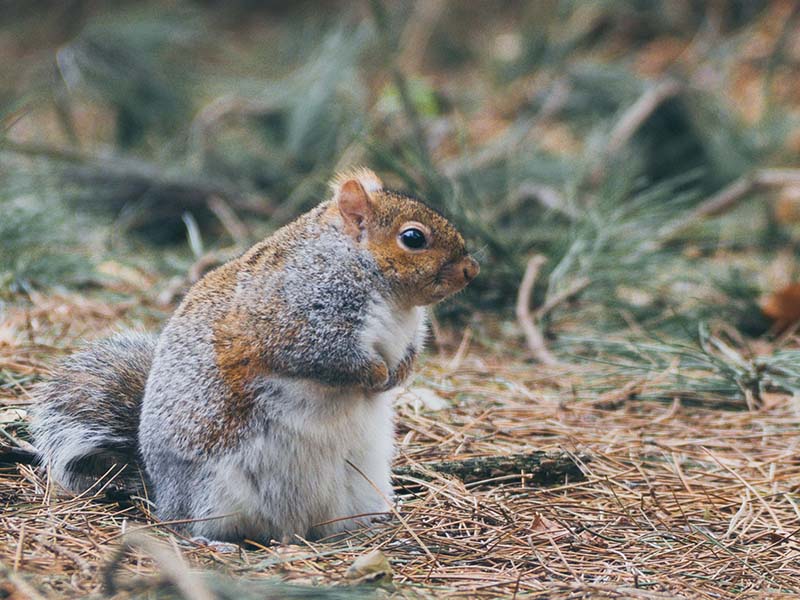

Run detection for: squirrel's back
[[31, 331, 157, 494]]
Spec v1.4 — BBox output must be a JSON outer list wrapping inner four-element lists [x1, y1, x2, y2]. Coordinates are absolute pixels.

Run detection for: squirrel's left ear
[[337, 179, 372, 240], [332, 168, 382, 240]]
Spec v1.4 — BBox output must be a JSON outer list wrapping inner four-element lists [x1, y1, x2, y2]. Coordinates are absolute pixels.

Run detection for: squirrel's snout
[[428, 255, 479, 304], [460, 256, 480, 283]]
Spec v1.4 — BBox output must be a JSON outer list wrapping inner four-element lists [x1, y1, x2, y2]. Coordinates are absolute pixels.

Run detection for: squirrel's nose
[[460, 256, 480, 282]]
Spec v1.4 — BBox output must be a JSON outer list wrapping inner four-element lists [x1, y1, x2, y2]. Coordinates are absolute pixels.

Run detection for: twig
[[515, 255, 560, 365], [607, 79, 683, 156], [34, 535, 93, 577], [591, 79, 683, 182], [13, 521, 24, 571], [157, 250, 232, 307], [535, 276, 590, 320], [655, 168, 800, 244], [445, 327, 472, 373], [393, 451, 587, 487], [207, 195, 249, 247]]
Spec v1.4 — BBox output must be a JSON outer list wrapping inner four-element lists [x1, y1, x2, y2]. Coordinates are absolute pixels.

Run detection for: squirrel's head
[[330, 168, 479, 307]]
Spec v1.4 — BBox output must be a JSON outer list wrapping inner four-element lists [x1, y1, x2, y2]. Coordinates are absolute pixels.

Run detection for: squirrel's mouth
[[430, 255, 480, 302]]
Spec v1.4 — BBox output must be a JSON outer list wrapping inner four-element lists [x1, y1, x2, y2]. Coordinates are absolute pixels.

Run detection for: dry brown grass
[[2, 292, 800, 599]]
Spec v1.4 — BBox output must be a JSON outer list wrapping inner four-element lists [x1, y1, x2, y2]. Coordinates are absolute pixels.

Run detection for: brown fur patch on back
[[175, 259, 238, 317], [203, 307, 263, 452]]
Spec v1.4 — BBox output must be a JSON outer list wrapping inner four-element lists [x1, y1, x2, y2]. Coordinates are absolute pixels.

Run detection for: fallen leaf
[[760, 282, 800, 331], [344, 549, 393, 586], [530, 513, 571, 540]]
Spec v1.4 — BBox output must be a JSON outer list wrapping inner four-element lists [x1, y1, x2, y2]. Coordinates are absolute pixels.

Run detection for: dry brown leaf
[[530, 513, 571, 540], [344, 549, 393, 586], [760, 282, 800, 330]]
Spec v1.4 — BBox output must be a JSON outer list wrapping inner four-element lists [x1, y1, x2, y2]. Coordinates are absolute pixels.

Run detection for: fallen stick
[[655, 168, 800, 244], [516, 255, 560, 366], [605, 79, 682, 157], [591, 79, 683, 183], [535, 276, 590, 320], [393, 450, 587, 487], [207, 195, 250, 247]]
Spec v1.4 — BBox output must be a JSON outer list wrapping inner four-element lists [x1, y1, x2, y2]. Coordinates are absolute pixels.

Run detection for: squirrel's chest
[[360, 300, 426, 368]]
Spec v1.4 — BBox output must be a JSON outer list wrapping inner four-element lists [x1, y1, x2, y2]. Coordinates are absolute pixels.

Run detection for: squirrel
[[31, 168, 478, 544]]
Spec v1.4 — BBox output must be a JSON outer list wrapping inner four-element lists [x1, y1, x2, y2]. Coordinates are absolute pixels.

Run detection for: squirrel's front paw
[[365, 360, 390, 391], [383, 356, 414, 391], [374, 352, 416, 392]]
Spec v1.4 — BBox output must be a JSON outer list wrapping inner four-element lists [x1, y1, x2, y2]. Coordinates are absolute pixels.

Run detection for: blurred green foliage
[[2, 0, 799, 364]]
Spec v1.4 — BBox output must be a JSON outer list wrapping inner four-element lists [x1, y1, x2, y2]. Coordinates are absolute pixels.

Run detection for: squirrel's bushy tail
[[31, 332, 157, 495]]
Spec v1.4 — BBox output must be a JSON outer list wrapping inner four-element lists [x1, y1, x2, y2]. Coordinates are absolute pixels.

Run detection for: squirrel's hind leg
[[147, 449, 278, 544]]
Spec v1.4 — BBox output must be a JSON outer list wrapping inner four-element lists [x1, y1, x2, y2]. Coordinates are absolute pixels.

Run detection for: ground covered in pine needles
[[2, 290, 800, 599]]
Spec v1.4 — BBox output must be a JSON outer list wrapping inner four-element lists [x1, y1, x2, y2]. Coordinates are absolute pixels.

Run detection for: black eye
[[399, 227, 427, 250]]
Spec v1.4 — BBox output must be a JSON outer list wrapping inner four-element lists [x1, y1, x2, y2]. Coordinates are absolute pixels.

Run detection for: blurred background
[[3, 0, 800, 393]]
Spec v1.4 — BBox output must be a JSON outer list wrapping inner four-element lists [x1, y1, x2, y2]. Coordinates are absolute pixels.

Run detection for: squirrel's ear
[[337, 179, 373, 239]]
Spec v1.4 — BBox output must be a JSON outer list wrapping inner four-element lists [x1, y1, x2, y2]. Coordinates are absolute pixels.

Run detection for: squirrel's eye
[[399, 227, 427, 250]]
